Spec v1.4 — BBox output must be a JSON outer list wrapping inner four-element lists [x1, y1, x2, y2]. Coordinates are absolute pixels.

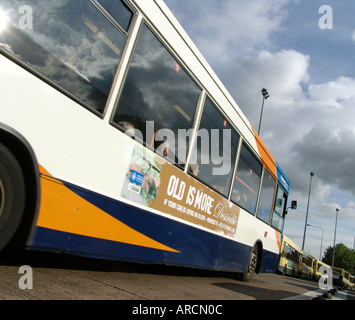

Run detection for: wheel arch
[[0, 123, 40, 248]]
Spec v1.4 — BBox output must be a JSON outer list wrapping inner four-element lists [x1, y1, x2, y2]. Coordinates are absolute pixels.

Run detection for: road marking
[[283, 289, 348, 300]]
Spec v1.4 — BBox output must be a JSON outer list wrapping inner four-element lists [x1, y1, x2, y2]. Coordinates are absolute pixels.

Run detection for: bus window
[[191, 98, 240, 197], [231, 143, 262, 214], [97, 0, 133, 31], [0, 0, 133, 114], [286, 245, 300, 264], [271, 186, 286, 230], [256, 169, 276, 223], [113, 23, 201, 165]]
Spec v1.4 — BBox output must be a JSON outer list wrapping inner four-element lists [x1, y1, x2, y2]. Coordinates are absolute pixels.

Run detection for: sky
[[164, 0, 355, 259]]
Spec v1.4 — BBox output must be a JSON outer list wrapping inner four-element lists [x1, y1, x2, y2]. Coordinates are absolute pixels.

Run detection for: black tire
[[239, 246, 258, 282], [0, 143, 26, 252]]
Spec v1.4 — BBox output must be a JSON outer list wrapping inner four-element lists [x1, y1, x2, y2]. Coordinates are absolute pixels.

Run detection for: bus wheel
[[0, 143, 26, 252], [239, 246, 258, 282]]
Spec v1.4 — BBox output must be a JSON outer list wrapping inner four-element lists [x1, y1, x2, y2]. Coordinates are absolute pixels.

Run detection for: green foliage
[[322, 243, 355, 273]]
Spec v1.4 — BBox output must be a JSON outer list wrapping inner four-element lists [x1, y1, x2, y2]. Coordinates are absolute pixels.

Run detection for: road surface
[[0, 250, 353, 301]]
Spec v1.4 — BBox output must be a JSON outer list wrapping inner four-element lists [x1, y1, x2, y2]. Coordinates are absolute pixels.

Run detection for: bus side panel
[[31, 174, 256, 272], [1, 54, 281, 274]]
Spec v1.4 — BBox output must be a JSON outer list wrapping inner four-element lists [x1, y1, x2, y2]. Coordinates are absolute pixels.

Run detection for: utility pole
[[302, 172, 314, 251], [331, 208, 339, 267]]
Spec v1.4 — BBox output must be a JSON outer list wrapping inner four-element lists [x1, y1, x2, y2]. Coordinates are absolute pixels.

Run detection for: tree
[[322, 243, 355, 273]]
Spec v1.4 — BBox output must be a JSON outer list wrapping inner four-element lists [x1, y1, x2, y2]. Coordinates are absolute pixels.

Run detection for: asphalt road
[[0, 249, 353, 301]]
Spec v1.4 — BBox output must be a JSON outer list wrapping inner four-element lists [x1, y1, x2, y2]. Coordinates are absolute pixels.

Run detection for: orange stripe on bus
[[38, 164, 52, 176], [36, 175, 179, 253], [275, 230, 281, 251], [251, 127, 277, 178]]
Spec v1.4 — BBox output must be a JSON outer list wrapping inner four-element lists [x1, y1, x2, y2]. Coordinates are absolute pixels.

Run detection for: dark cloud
[[293, 126, 355, 195]]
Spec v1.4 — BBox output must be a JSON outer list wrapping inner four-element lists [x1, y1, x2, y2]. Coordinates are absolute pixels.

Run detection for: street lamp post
[[331, 208, 340, 267], [307, 224, 324, 260], [302, 172, 315, 251], [258, 88, 270, 135]]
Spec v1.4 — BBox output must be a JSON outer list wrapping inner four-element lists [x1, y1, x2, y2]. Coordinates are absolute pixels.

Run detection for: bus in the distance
[[299, 252, 316, 280], [278, 236, 302, 277], [333, 267, 352, 289], [313, 259, 330, 281], [0, 0, 292, 281]]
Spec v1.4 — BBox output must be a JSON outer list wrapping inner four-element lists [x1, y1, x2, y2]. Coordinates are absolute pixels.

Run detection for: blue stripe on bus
[[276, 162, 290, 193], [31, 183, 279, 273]]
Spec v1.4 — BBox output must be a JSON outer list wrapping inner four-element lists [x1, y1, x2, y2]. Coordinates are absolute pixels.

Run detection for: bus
[[278, 236, 302, 277], [298, 252, 316, 280], [0, 0, 292, 281], [333, 267, 352, 289], [313, 259, 330, 281]]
